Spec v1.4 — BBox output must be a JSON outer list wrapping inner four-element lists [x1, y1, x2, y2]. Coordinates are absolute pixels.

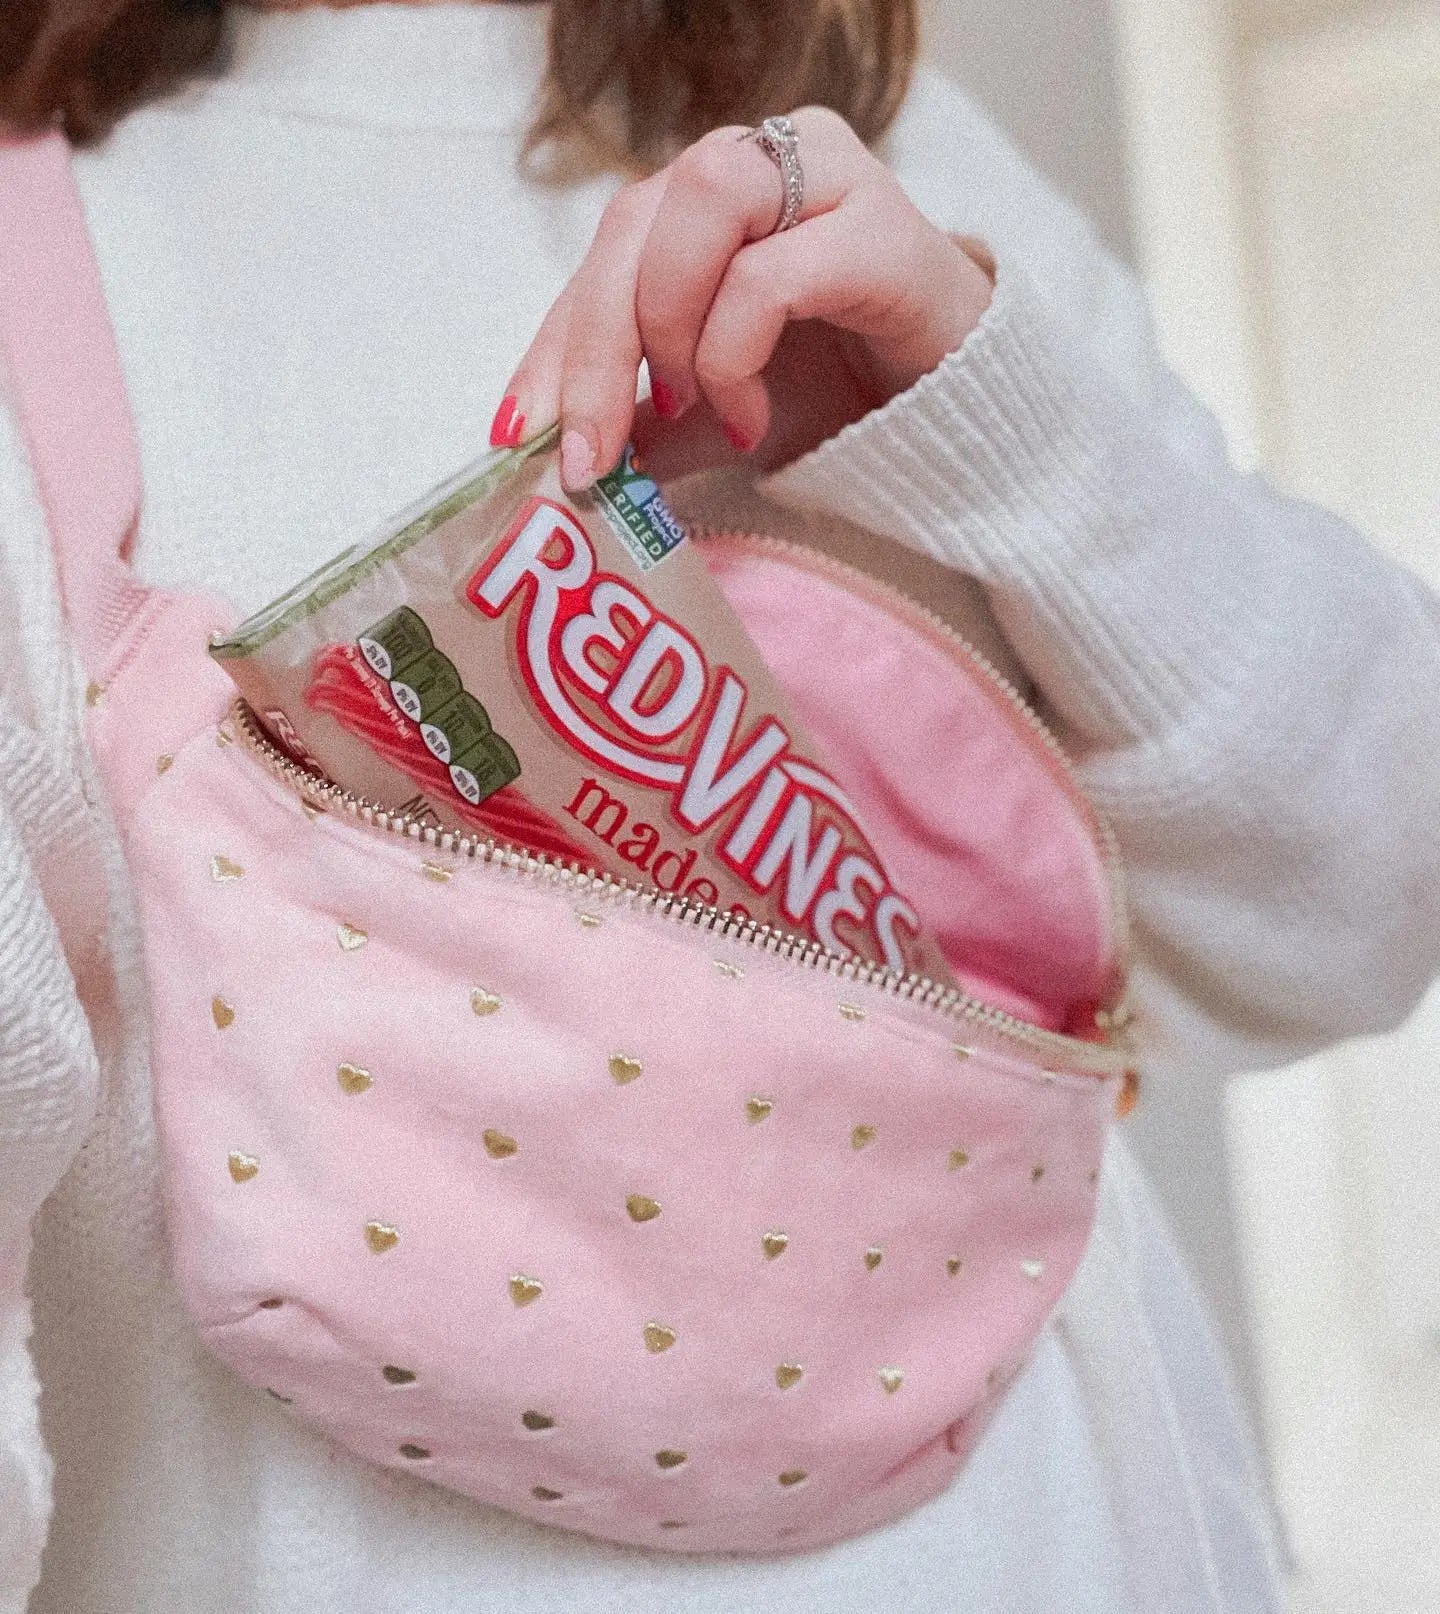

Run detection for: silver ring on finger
[[738, 114, 804, 236]]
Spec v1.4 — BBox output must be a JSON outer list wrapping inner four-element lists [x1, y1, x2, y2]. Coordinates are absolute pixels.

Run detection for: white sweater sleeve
[[760, 259, 1440, 1082], [0, 713, 104, 1614], [0, 409, 103, 1614]]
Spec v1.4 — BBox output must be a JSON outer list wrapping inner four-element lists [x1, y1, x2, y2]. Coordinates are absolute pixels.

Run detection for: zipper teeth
[[696, 529, 1134, 1009], [230, 700, 1125, 1075]]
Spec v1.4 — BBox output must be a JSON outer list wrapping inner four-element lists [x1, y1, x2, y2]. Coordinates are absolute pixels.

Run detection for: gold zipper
[[231, 695, 1130, 1079]]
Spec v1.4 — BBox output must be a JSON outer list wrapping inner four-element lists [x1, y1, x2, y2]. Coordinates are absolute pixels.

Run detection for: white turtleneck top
[[3, 6, 1438, 1613]]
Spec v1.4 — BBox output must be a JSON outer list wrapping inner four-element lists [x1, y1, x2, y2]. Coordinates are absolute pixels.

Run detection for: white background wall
[[919, 0, 1134, 260]]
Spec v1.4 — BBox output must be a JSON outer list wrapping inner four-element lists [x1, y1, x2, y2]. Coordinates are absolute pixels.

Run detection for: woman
[[1, 2, 1437, 1611]]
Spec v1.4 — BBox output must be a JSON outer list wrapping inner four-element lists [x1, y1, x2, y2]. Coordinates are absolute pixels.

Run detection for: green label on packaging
[[590, 445, 686, 572]]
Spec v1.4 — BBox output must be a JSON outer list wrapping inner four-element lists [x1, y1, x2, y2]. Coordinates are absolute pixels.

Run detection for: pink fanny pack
[[1, 133, 1135, 1556]]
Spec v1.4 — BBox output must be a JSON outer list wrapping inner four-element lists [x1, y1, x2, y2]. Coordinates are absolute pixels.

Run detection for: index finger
[[553, 172, 669, 490], [637, 111, 866, 413]]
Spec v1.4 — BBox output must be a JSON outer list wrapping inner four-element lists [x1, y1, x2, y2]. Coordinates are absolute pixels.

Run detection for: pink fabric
[[9, 130, 1130, 1556], [85, 555, 1124, 1555], [120, 683, 1115, 1555], [708, 538, 1121, 1033], [0, 133, 147, 676]]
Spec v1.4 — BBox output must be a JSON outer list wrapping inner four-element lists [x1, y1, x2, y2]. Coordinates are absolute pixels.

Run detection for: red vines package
[[212, 428, 950, 981]]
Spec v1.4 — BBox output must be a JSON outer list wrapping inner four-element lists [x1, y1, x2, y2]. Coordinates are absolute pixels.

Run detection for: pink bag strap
[[0, 131, 148, 679]]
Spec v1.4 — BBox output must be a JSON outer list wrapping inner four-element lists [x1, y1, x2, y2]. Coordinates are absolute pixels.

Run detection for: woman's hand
[[491, 106, 995, 490]]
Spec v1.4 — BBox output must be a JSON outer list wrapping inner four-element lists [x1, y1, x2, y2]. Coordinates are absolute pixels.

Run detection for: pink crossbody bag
[[1, 132, 1136, 1556]]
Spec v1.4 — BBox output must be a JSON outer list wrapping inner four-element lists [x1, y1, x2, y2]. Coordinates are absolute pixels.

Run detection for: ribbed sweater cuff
[[758, 265, 1270, 750]]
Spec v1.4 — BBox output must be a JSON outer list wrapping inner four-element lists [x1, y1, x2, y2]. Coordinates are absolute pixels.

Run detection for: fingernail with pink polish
[[723, 421, 756, 455], [561, 427, 597, 490], [490, 394, 525, 449], [651, 379, 681, 420]]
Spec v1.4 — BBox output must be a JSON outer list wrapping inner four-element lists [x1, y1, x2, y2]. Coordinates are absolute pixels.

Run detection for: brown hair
[[0, 0, 918, 165]]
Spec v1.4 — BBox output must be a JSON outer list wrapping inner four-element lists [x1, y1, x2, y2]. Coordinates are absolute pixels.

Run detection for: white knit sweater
[[3, 6, 1438, 1612]]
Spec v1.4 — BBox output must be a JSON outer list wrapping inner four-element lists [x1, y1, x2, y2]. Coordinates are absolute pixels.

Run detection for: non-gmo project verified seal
[[591, 445, 686, 572]]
